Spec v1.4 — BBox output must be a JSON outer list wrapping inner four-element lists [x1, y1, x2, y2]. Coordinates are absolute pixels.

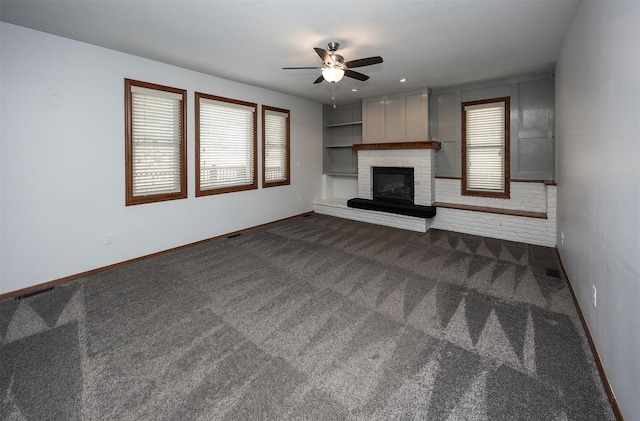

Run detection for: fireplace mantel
[[353, 141, 441, 151]]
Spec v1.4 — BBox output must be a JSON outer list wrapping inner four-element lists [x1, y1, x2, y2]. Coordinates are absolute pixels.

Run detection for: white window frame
[[462, 97, 510, 198], [125, 79, 187, 206], [195, 93, 258, 196], [262, 105, 290, 188]]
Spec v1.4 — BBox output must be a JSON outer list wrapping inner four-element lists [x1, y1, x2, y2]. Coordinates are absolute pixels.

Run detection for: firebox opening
[[373, 166, 414, 204]]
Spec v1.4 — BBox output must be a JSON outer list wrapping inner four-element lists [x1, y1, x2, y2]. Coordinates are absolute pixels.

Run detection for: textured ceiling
[[0, 0, 578, 105]]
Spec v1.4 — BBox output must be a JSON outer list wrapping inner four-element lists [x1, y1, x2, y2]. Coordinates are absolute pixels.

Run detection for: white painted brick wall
[[435, 179, 547, 213], [546, 185, 557, 218], [318, 156, 557, 246], [430, 183, 557, 247], [357, 149, 436, 206]]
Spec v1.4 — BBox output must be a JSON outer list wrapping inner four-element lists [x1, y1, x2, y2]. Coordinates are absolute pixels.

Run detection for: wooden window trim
[[262, 105, 291, 188], [125, 79, 187, 206], [461, 96, 510, 199], [195, 93, 258, 197]]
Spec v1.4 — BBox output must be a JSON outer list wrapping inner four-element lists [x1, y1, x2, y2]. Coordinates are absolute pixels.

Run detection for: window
[[462, 97, 510, 198], [195, 93, 257, 196], [125, 79, 187, 206], [262, 106, 290, 187]]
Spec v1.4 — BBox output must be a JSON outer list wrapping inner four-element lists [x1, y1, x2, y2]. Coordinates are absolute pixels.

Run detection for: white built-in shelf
[[323, 103, 362, 175], [325, 121, 362, 128], [324, 172, 358, 177]]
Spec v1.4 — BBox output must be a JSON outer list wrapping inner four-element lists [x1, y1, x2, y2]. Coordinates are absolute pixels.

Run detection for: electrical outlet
[[561, 232, 565, 247], [592, 285, 597, 307], [105, 232, 112, 245]]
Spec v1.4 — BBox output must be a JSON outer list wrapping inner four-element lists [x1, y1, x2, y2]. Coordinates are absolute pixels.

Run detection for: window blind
[[198, 97, 256, 191], [130, 86, 184, 197], [464, 101, 506, 192], [263, 108, 289, 184]]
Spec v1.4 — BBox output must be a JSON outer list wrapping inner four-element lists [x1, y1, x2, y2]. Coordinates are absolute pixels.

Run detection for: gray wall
[[556, 1, 639, 419], [0, 23, 323, 295], [431, 73, 554, 180]]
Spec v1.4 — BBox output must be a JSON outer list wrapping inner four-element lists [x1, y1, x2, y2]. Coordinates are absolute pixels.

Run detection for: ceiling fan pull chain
[[332, 83, 336, 108]]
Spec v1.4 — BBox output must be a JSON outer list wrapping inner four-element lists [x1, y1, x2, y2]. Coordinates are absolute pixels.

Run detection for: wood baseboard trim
[[433, 202, 547, 219], [555, 249, 625, 421], [0, 211, 314, 301]]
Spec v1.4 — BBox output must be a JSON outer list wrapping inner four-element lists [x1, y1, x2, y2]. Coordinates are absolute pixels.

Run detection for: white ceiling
[[0, 0, 578, 105]]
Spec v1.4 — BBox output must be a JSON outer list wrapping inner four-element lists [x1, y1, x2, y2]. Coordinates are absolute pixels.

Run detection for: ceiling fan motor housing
[[282, 41, 383, 84], [328, 54, 345, 68]]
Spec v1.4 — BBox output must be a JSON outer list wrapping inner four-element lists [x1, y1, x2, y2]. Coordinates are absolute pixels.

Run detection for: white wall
[[0, 23, 323, 295], [555, 1, 640, 419]]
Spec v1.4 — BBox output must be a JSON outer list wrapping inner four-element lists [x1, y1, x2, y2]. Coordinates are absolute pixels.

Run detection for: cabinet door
[[384, 96, 401, 139], [364, 99, 384, 142], [405, 91, 428, 138], [363, 88, 429, 143]]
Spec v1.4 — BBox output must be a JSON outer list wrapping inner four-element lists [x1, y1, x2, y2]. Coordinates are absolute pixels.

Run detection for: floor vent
[[15, 286, 54, 301], [227, 233, 242, 239], [546, 268, 562, 279], [303, 214, 311, 217]]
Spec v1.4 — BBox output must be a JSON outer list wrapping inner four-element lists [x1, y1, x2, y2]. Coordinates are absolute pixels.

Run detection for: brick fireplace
[[354, 142, 439, 206], [314, 140, 557, 246], [314, 142, 441, 233]]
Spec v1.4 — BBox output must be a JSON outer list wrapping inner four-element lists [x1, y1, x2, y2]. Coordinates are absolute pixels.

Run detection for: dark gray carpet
[[0, 213, 615, 420]]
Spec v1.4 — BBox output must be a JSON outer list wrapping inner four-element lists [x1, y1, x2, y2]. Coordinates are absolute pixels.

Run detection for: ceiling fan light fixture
[[322, 67, 345, 83]]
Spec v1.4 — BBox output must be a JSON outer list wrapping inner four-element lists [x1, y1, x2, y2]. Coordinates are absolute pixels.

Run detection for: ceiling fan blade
[[313, 75, 325, 84], [314, 47, 332, 65], [282, 67, 321, 69], [344, 69, 370, 81], [344, 56, 383, 69]]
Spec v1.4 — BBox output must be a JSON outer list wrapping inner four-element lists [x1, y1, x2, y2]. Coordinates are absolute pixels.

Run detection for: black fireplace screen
[[372, 167, 414, 204]]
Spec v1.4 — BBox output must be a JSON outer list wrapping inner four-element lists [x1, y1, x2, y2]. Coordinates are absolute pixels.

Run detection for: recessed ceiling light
[[351, 88, 359, 92], [398, 78, 407, 83]]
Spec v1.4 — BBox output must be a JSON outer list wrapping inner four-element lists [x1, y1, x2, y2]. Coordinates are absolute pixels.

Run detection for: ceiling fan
[[283, 42, 383, 84]]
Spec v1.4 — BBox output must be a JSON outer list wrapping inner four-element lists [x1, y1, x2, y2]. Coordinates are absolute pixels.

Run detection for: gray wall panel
[[436, 141, 457, 176], [432, 73, 554, 180], [517, 77, 554, 179], [461, 85, 510, 102], [517, 137, 554, 173], [433, 92, 457, 177], [437, 93, 456, 141]]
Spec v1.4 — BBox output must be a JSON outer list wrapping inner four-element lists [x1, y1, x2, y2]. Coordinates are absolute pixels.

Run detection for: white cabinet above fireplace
[[362, 88, 430, 144]]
